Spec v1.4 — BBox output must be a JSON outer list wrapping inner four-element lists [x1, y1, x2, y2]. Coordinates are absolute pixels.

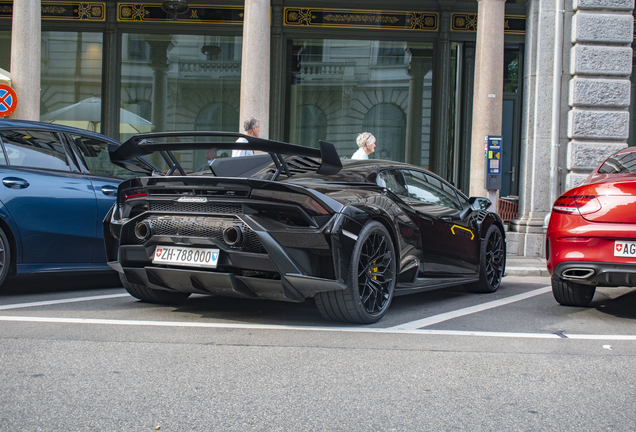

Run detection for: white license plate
[[153, 246, 220, 268], [614, 241, 636, 257]]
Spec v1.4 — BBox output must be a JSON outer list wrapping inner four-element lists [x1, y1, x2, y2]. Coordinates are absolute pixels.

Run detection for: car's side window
[[0, 139, 7, 166], [402, 170, 461, 210], [71, 135, 140, 180], [378, 170, 409, 199], [0, 130, 71, 171]]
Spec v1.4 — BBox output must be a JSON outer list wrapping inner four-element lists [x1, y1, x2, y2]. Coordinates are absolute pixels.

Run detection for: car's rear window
[[598, 151, 636, 174]]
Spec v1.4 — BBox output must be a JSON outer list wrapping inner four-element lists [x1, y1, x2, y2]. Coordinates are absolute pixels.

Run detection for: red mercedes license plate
[[614, 241, 636, 257]]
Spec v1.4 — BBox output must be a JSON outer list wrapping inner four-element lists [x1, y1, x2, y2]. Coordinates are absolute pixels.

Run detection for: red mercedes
[[546, 146, 636, 306]]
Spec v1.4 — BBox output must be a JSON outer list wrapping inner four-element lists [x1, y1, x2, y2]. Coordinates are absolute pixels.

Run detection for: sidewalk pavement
[[505, 256, 550, 277]]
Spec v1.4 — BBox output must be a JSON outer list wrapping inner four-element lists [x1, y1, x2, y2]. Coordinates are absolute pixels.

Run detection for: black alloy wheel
[[356, 226, 394, 315], [315, 221, 396, 324], [466, 224, 505, 293]]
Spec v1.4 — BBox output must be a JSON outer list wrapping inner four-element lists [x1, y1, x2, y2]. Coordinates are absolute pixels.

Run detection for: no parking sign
[[0, 84, 17, 117]]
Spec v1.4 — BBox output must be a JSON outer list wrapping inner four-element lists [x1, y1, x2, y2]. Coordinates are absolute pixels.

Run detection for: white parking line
[[0, 288, 634, 341], [388, 286, 553, 331], [0, 293, 130, 310], [0, 315, 635, 340]]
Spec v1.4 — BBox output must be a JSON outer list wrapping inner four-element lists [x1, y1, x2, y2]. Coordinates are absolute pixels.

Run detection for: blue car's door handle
[[101, 185, 118, 197], [2, 177, 30, 189]]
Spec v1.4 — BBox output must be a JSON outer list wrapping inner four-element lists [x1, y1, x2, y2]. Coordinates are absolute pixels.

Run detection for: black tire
[[466, 224, 505, 294], [551, 276, 596, 307], [315, 221, 396, 324], [0, 227, 10, 288], [119, 273, 191, 304]]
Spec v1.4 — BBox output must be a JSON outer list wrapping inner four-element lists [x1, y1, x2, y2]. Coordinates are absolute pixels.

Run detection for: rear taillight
[[123, 188, 148, 201], [553, 195, 601, 215], [251, 189, 329, 215]]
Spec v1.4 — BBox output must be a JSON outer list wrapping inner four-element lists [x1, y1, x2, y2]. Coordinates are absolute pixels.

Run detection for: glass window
[[597, 150, 636, 174], [503, 46, 520, 93], [70, 135, 144, 180], [195, 102, 238, 159], [403, 170, 461, 210], [39, 32, 104, 132], [0, 130, 71, 171], [378, 170, 408, 199], [295, 105, 327, 149], [0, 31, 9, 71], [288, 39, 433, 166], [364, 104, 406, 161], [121, 33, 242, 171]]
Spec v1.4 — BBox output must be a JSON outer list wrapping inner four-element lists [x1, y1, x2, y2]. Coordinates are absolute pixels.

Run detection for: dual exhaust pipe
[[134, 221, 245, 246]]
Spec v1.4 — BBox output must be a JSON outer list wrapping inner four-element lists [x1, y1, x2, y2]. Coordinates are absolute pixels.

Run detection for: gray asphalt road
[[0, 274, 634, 431]]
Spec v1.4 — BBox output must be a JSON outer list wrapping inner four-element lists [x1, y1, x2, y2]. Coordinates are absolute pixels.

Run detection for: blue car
[[0, 120, 154, 287]]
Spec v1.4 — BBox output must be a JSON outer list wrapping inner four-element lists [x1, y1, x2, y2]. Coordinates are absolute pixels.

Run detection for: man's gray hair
[[243, 117, 260, 132]]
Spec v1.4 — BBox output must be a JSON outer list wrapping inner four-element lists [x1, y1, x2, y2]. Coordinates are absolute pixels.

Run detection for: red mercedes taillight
[[552, 195, 602, 215]]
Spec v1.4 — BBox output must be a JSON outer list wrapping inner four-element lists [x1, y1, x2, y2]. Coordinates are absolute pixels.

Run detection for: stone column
[[508, 0, 565, 257], [240, 0, 270, 138], [10, 0, 40, 120], [469, 0, 506, 200], [509, 0, 634, 258], [566, 0, 633, 188]]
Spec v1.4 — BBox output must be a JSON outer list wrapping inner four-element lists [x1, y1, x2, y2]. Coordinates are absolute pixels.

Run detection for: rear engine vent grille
[[149, 202, 243, 214], [287, 157, 321, 173], [257, 157, 321, 179], [126, 216, 265, 253]]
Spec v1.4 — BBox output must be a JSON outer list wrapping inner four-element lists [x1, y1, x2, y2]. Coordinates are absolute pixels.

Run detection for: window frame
[[401, 168, 463, 211], [0, 129, 80, 173]]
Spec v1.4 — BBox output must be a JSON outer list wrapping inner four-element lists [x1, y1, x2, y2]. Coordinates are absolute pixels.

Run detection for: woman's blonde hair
[[356, 132, 375, 149]]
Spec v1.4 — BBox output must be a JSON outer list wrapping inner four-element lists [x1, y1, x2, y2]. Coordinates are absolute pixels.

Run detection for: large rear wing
[[110, 131, 342, 178]]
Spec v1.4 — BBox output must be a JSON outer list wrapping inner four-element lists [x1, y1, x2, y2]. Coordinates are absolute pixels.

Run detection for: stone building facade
[[508, 0, 634, 257]]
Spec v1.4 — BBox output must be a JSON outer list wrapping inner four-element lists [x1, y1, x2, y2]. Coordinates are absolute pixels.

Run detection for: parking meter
[[484, 135, 502, 190]]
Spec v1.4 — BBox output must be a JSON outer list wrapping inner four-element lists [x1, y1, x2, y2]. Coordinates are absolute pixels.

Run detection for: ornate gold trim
[[118, 3, 244, 24], [0, 1, 105, 21], [284, 8, 438, 31], [452, 13, 526, 35]]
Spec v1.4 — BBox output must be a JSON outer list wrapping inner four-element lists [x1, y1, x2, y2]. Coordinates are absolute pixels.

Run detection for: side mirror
[[469, 197, 492, 211]]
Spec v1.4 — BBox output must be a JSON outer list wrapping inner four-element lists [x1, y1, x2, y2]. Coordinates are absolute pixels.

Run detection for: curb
[[505, 267, 550, 277]]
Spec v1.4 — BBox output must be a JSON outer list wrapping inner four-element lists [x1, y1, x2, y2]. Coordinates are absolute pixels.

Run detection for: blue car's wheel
[[0, 228, 10, 288]]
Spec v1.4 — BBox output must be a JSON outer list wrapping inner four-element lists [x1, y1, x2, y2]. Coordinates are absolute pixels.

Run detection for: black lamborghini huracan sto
[[104, 132, 506, 323]]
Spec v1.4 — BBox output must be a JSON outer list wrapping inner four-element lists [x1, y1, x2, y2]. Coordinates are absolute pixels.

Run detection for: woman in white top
[[351, 132, 376, 160]]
